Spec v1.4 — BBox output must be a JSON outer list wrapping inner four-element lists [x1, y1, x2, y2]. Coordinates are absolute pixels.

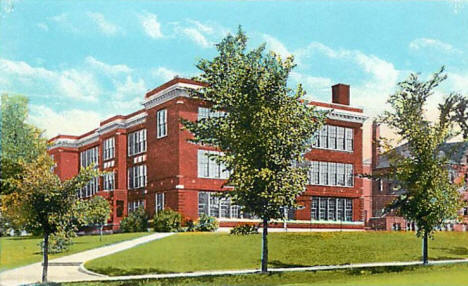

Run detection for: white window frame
[[128, 164, 147, 189], [128, 129, 147, 157], [103, 137, 115, 161], [308, 161, 353, 187], [311, 125, 354, 152], [197, 150, 229, 179], [103, 172, 115, 191], [155, 193, 164, 214], [157, 109, 167, 138]]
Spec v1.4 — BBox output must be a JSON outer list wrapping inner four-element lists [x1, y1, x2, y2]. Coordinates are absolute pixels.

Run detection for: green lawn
[[68, 263, 468, 286], [85, 231, 468, 276], [0, 232, 149, 271]]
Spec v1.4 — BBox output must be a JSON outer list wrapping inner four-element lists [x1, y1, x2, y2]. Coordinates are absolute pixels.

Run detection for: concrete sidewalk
[[76, 258, 468, 283], [0, 232, 174, 286]]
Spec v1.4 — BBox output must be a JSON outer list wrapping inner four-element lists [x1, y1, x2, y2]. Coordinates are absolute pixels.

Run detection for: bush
[[195, 214, 219, 232], [230, 224, 259, 235], [185, 219, 196, 232], [39, 232, 74, 254], [154, 209, 182, 232], [120, 206, 148, 233]]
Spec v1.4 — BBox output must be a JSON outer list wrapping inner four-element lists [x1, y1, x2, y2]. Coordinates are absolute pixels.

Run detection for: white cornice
[[313, 106, 368, 124], [143, 82, 201, 110]]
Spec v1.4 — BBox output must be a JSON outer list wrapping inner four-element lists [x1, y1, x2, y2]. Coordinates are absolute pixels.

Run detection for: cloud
[[37, 23, 49, 31], [29, 105, 102, 138], [114, 76, 146, 99], [85, 56, 132, 74], [409, 38, 461, 54], [181, 28, 210, 48], [152, 67, 179, 82], [289, 72, 332, 98], [140, 12, 163, 39], [87, 12, 120, 36], [263, 34, 291, 59], [174, 19, 228, 48], [0, 58, 100, 102], [49, 13, 68, 23]]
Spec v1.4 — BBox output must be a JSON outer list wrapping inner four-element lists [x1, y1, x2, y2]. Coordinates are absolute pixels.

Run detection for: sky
[[1, 0, 468, 159]]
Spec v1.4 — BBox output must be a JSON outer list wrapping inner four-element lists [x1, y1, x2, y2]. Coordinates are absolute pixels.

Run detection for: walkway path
[[0, 232, 174, 286]]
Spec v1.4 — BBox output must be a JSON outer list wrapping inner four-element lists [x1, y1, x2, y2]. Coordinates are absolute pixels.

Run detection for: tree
[[379, 67, 466, 265], [2, 154, 99, 283], [84, 195, 111, 241], [1, 94, 47, 196], [183, 28, 325, 272]]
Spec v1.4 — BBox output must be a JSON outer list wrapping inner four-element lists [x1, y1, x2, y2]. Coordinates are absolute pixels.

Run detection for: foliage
[[195, 214, 219, 232], [120, 206, 149, 233], [39, 231, 75, 254], [230, 224, 259, 235], [182, 27, 326, 272], [83, 195, 111, 240], [1, 153, 100, 282], [184, 219, 196, 232], [153, 209, 181, 232], [378, 67, 467, 264]]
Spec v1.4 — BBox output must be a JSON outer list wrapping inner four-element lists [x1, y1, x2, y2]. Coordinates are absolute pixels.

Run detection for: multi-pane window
[[103, 137, 115, 161], [155, 193, 164, 214], [128, 164, 147, 189], [103, 172, 115, 191], [157, 109, 167, 138], [80, 146, 99, 167], [197, 150, 229, 179], [312, 125, 354, 152], [128, 129, 147, 156], [198, 192, 243, 219], [128, 200, 145, 213], [307, 161, 354, 187], [310, 197, 353, 221], [80, 147, 99, 198], [198, 107, 225, 120]]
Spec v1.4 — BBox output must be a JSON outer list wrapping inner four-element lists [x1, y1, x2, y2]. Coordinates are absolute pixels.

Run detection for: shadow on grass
[[434, 246, 468, 256], [89, 267, 176, 276], [345, 265, 418, 276], [268, 260, 310, 268]]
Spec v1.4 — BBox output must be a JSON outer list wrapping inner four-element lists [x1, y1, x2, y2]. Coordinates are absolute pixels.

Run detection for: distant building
[[49, 78, 368, 231], [369, 122, 468, 231]]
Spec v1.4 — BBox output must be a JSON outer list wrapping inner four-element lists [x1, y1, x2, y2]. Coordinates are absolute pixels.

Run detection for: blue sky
[[1, 0, 468, 144]]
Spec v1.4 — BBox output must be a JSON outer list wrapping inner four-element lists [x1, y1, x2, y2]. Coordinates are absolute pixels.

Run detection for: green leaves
[[183, 28, 325, 220], [380, 67, 466, 237]]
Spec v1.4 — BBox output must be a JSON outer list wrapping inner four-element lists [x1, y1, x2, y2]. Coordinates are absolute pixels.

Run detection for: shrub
[[185, 219, 196, 232], [120, 206, 148, 233], [230, 224, 259, 235], [154, 209, 182, 232], [39, 232, 74, 254], [195, 214, 219, 232]]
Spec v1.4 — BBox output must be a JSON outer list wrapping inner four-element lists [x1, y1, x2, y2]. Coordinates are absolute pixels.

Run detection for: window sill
[[311, 147, 353, 153]]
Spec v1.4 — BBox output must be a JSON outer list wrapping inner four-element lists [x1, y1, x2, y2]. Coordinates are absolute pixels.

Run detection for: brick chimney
[[332, 84, 350, 105]]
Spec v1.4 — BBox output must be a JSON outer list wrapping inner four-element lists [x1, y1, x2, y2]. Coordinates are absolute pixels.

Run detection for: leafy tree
[[183, 28, 325, 272], [84, 195, 111, 241], [1, 94, 47, 196], [379, 67, 467, 265], [2, 154, 99, 283], [120, 206, 149, 233]]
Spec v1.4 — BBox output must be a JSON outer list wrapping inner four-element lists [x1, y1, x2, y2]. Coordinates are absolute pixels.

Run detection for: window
[[157, 109, 167, 138], [128, 164, 147, 189], [311, 197, 353, 222], [128, 200, 145, 213], [128, 129, 147, 156], [198, 107, 225, 120], [103, 137, 115, 161], [103, 172, 115, 191], [198, 192, 243, 219], [80, 147, 99, 198], [312, 125, 354, 152], [116, 200, 124, 217], [80, 146, 99, 167], [197, 150, 229, 179], [155, 193, 164, 214], [307, 161, 353, 187]]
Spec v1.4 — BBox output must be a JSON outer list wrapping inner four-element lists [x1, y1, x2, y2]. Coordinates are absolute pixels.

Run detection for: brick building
[[369, 122, 468, 231], [49, 78, 368, 230]]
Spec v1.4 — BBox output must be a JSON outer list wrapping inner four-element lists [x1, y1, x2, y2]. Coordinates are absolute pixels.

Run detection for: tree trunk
[[261, 218, 269, 273], [100, 225, 103, 242], [42, 233, 49, 283], [422, 230, 429, 265]]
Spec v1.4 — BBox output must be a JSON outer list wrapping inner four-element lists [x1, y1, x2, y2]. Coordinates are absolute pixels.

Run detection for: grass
[[67, 262, 468, 286], [85, 231, 468, 276], [0, 232, 149, 271]]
